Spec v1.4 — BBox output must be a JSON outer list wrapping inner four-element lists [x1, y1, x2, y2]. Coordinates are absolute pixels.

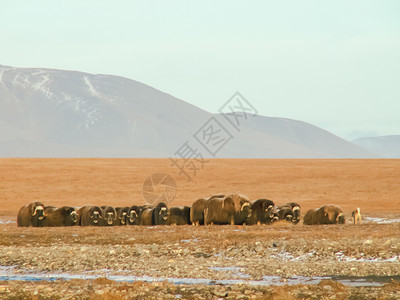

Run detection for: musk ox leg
[[204, 208, 209, 225]]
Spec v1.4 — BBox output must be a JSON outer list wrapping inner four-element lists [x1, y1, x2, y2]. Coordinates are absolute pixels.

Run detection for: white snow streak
[[0, 69, 4, 85], [84, 76, 101, 98], [83, 75, 116, 104], [11, 70, 53, 98]]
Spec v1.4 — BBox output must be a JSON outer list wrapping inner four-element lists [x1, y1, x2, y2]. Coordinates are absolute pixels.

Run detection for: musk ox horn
[[71, 211, 78, 222], [107, 212, 114, 225], [32, 205, 44, 216], [241, 202, 250, 211], [159, 207, 167, 215], [293, 206, 300, 212]]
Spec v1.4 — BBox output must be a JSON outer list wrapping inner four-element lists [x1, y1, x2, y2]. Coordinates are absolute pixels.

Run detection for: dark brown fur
[[286, 202, 301, 224], [303, 208, 318, 225], [190, 194, 225, 226], [78, 206, 102, 226], [303, 205, 345, 225], [190, 198, 207, 226], [152, 202, 169, 225], [140, 208, 153, 225], [127, 205, 142, 225], [204, 193, 251, 225], [245, 199, 275, 225], [169, 206, 191, 225], [277, 204, 294, 222], [17, 202, 46, 227], [140, 202, 169, 225], [115, 207, 129, 226], [42, 206, 78, 227], [101, 206, 117, 226]]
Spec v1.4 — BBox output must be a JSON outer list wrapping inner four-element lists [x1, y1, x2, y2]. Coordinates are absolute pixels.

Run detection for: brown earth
[[1, 158, 399, 217]]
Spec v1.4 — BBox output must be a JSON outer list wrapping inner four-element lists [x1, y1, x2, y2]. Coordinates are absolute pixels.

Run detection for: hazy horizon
[[1, 0, 399, 140]]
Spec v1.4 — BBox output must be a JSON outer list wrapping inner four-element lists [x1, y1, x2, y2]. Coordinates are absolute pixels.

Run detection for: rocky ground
[[1, 220, 400, 299], [1, 278, 400, 299]]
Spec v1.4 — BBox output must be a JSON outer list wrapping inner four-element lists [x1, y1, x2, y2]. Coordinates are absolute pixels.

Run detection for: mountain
[[0, 65, 376, 158], [353, 135, 400, 158]]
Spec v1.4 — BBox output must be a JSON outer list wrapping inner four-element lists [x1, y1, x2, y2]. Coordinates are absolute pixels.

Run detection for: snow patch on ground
[[335, 251, 400, 263], [269, 249, 400, 263], [364, 217, 400, 224], [0, 218, 15, 224], [270, 250, 316, 262], [0, 266, 390, 287]]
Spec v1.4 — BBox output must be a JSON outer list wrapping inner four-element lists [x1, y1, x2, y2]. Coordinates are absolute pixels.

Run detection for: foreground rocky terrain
[[1, 277, 400, 299], [1, 220, 400, 299], [1, 158, 399, 298]]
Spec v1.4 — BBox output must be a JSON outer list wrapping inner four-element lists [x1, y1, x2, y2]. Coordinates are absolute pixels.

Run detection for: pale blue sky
[[1, 0, 399, 139]]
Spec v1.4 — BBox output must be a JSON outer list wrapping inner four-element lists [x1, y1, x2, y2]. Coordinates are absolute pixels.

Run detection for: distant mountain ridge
[[353, 135, 400, 158], [0, 65, 377, 158]]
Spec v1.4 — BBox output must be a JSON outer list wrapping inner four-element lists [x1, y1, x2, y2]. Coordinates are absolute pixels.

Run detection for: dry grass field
[[1, 158, 399, 217]]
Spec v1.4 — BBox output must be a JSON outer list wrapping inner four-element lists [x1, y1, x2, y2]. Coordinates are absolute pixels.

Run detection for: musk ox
[[190, 194, 225, 226], [127, 205, 142, 225], [303, 205, 345, 225], [190, 198, 207, 226], [303, 208, 318, 225], [17, 201, 46, 227], [78, 205, 103, 226], [204, 193, 251, 225], [286, 202, 301, 224], [169, 206, 191, 225], [352, 208, 362, 224], [140, 202, 169, 225], [245, 199, 275, 225], [101, 206, 117, 226], [115, 207, 129, 226], [42, 206, 78, 227], [276, 204, 294, 223]]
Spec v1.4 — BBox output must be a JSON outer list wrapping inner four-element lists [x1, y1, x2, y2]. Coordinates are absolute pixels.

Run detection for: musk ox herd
[[17, 193, 361, 227]]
